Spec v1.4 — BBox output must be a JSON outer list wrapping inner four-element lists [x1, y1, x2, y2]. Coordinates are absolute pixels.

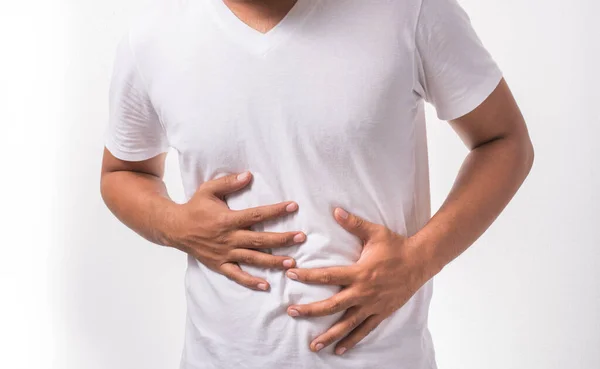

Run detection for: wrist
[[151, 197, 187, 249], [406, 233, 445, 281]]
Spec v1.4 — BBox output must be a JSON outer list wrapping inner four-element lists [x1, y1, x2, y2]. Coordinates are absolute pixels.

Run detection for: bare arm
[[100, 149, 176, 246], [100, 149, 307, 291], [414, 77, 535, 275]]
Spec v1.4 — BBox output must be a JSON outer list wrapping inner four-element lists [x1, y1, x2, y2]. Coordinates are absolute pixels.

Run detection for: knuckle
[[232, 214, 246, 228], [195, 182, 209, 194], [321, 336, 335, 346], [374, 226, 390, 240], [353, 216, 365, 229], [223, 174, 235, 186], [273, 206, 287, 219], [277, 204, 289, 215], [237, 210, 262, 227], [224, 235, 240, 249], [302, 308, 314, 317], [206, 252, 223, 266], [218, 267, 232, 279], [227, 270, 247, 284], [214, 213, 230, 228], [249, 209, 263, 222], [239, 253, 254, 265], [359, 285, 375, 300], [230, 212, 248, 228], [264, 205, 279, 217], [348, 316, 362, 329], [268, 256, 282, 267], [213, 232, 229, 245], [239, 277, 253, 287], [360, 265, 376, 282], [369, 268, 385, 284], [327, 300, 341, 314], [320, 272, 332, 284], [355, 267, 369, 283], [250, 236, 264, 248]]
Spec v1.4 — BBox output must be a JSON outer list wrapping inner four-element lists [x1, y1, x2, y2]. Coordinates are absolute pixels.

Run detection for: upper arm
[[101, 147, 166, 178], [413, 0, 532, 150], [448, 78, 530, 150]]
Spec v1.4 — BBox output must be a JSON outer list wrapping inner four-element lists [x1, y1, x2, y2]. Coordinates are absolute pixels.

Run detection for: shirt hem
[[104, 137, 169, 162], [436, 69, 504, 121]]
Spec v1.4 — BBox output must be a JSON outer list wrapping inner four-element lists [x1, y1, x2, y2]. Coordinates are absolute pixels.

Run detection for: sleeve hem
[[104, 137, 169, 162], [435, 68, 504, 121]]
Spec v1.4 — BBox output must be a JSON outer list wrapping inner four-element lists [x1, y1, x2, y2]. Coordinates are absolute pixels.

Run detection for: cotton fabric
[[105, 0, 503, 367]]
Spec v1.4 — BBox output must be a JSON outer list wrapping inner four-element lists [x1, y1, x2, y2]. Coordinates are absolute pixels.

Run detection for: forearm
[[413, 133, 534, 277], [100, 170, 180, 247]]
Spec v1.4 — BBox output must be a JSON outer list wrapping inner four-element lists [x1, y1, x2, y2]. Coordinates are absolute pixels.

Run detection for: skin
[[222, 0, 299, 34], [101, 0, 534, 359]]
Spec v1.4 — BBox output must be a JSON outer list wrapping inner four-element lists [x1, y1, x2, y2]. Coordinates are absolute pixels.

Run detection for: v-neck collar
[[204, 0, 320, 56]]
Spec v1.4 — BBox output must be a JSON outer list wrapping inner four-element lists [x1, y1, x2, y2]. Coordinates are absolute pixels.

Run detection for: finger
[[309, 308, 370, 352], [228, 249, 297, 269], [333, 314, 384, 355], [287, 287, 358, 318], [201, 171, 253, 199], [229, 201, 299, 229], [219, 262, 270, 291], [285, 265, 355, 286], [232, 230, 306, 249], [333, 207, 378, 241]]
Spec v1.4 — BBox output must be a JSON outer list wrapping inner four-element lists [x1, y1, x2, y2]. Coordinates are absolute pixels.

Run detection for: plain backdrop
[[1, 0, 599, 368]]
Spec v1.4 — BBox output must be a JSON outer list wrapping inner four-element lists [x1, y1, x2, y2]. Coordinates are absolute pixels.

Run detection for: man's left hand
[[285, 207, 436, 355]]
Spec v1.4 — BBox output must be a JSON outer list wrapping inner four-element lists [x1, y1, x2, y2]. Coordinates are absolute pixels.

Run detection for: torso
[[130, 0, 436, 367]]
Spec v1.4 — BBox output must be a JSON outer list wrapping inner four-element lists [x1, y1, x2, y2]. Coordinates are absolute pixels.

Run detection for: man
[[100, 0, 534, 368]]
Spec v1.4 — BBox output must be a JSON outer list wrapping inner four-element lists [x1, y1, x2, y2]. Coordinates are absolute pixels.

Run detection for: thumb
[[201, 171, 252, 199], [333, 207, 378, 241]]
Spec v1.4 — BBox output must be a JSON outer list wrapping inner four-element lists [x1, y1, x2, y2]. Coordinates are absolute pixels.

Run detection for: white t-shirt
[[105, 0, 502, 368]]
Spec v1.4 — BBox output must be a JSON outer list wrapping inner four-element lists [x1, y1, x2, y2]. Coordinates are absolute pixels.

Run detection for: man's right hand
[[167, 171, 306, 291]]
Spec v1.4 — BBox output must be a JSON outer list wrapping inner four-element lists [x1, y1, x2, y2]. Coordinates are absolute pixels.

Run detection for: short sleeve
[[413, 0, 503, 121], [104, 31, 169, 161]]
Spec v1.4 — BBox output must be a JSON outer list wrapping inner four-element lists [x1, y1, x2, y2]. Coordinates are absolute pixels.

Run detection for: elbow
[[99, 171, 113, 208], [498, 128, 534, 179], [99, 174, 108, 207], [517, 133, 535, 179], [523, 135, 535, 174]]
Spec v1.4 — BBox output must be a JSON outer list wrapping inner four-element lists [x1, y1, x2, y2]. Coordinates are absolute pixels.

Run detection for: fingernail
[[257, 283, 268, 290], [286, 271, 298, 280], [237, 171, 250, 181], [288, 308, 300, 317], [286, 202, 298, 212], [293, 233, 305, 243], [336, 347, 346, 355], [315, 343, 324, 351], [283, 259, 294, 268], [335, 208, 349, 219]]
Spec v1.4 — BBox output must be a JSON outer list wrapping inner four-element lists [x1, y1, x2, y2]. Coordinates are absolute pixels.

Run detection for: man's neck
[[222, 0, 299, 34]]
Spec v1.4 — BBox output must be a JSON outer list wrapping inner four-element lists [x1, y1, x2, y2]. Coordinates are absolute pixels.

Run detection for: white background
[[1, 0, 598, 368]]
